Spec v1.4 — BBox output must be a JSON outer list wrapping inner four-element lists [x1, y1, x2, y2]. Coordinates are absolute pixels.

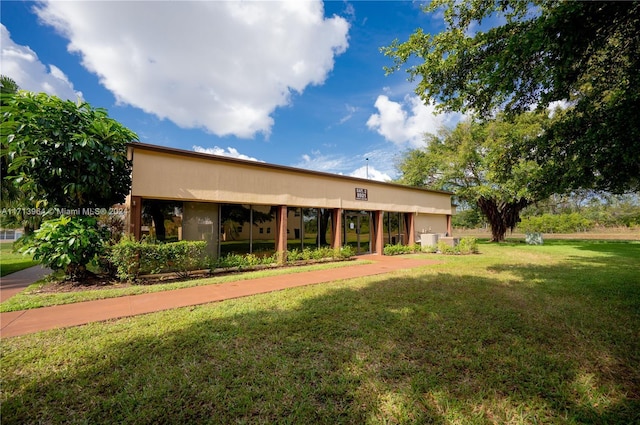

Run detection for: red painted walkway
[[0, 255, 438, 338]]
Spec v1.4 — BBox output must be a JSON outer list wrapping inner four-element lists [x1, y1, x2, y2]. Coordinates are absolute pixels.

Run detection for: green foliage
[[337, 245, 355, 259], [109, 238, 208, 281], [0, 75, 19, 95], [383, 243, 420, 256], [383, 240, 479, 255], [518, 213, 594, 234], [437, 240, 456, 255], [3, 242, 639, 424], [110, 241, 355, 282], [518, 190, 640, 233], [451, 207, 483, 229], [456, 237, 479, 254], [0, 242, 38, 277], [397, 112, 548, 242], [436, 237, 478, 255], [1, 91, 137, 209], [212, 253, 277, 270], [19, 216, 108, 279], [164, 241, 210, 279], [384, 1, 640, 194], [286, 246, 355, 262]]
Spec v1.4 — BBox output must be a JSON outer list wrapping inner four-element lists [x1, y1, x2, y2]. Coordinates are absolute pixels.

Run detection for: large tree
[[384, 0, 640, 195], [1, 90, 137, 210], [1, 88, 138, 279], [0, 77, 43, 233], [397, 112, 548, 242]]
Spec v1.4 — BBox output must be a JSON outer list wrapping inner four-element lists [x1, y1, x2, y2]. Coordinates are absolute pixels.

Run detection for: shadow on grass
[[3, 252, 639, 424]]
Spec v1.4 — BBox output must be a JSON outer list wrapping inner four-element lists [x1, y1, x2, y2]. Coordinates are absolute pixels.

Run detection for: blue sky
[[1, 1, 464, 181]]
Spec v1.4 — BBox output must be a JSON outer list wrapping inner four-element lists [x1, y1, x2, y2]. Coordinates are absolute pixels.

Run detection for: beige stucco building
[[126, 143, 454, 260]]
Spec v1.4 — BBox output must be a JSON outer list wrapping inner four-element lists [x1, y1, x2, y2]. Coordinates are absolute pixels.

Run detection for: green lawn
[[0, 259, 371, 312], [0, 242, 38, 277], [2, 241, 639, 424]]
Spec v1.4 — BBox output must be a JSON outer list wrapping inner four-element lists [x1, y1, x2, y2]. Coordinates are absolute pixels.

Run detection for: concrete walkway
[[0, 255, 438, 338], [0, 265, 51, 303]]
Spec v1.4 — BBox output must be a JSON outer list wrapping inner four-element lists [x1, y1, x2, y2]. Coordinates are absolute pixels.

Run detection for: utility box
[[439, 237, 460, 247], [419, 233, 439, 249]]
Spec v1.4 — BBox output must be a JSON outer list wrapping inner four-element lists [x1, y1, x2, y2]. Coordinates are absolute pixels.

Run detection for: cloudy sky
[[1, 1, 464, 181]]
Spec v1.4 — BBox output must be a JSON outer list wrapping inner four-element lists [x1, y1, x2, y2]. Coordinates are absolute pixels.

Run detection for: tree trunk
[[317, 209, 330, 246], [477, 196, 530, 242], [147, 202, 166, 241]]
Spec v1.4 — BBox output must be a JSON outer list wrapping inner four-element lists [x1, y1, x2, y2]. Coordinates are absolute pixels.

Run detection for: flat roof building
[[126, 143, 454, 261]]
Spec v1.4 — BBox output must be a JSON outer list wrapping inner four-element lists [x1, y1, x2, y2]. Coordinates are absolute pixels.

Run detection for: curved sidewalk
[[0, 265, 52, 303], [1, 255, 438, 338]]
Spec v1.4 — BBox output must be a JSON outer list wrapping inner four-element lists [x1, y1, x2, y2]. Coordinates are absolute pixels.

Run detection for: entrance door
[[343, 211, 371, 254]]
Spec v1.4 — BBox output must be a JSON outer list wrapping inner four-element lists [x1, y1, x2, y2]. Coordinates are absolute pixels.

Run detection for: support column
[[129, 196, 142, 240], [446, 214, 453, 237], [406, 213, 416, 246], [331, 208, 343, 250], [275, 205, 288, 264], [371, 210, 385, 255]]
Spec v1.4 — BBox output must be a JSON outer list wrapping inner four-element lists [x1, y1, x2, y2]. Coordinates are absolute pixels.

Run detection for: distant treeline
[[454, 192, 640, 232]]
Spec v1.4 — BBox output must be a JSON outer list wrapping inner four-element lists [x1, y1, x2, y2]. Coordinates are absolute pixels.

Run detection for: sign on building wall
[[355, 187, 368, 201]]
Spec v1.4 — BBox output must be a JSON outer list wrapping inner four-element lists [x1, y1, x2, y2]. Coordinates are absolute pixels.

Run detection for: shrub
[[436, 237, 478, 255], [337, 245, 355, 259], [437, 240, 457, 255], [457, 237, 479, 254], [383, 243, 420, 256], [111, 242, 356, 281], [109, 238, 208, 281], [19, 216, 108, 280], [212, 252, 278, 270], [286, 246, 354, 262], [421, 244, 438, 253], [163, 241, 209, 278]]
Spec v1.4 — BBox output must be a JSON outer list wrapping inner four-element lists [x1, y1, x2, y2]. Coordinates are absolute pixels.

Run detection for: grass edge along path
[[0, 243, 38, 277], [1, 241, 639, 424], [0, 259, 373, 313], [0, 255, 438, 337]]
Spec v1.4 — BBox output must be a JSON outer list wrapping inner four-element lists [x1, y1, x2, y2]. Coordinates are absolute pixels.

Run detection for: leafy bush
[[164, 241, 210, 278], [435, 237, 478, 255], [110, 241, 356, 281], [421, 244, 438, 254], [212, 252, 277, 270], [286, 246, 354, 262], [457, 237, 479, 254], [337, 245, 355, 259], [437, 240, 457, 255], [19, 216, 108, 280], [383, 243, 420, 255], [109, 238, 208, 281]]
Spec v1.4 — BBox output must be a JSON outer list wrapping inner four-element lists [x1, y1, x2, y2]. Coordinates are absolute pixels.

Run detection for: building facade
[[126, 143, 455, 260]]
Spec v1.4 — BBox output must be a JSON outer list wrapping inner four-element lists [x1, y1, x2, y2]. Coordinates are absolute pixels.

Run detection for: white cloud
[[34, 1, 349, 138], [292, 149, 393, 182], [295, 150, 350, 174], [0, 24, 82, 100], [338, 104, 358, 125], [193, 145, 262, 162], [349, 165, 392, 182], [366, 94, 463, 147]]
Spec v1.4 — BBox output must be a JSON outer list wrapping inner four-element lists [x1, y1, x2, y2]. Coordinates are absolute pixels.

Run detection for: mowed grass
[[1, 241, 639, 424], [0, 242, 38, 277], [0, 260, 371, 312]]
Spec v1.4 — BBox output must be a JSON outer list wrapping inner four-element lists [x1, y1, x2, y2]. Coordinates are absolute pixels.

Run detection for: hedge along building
[[125, 143, 455, 261]]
